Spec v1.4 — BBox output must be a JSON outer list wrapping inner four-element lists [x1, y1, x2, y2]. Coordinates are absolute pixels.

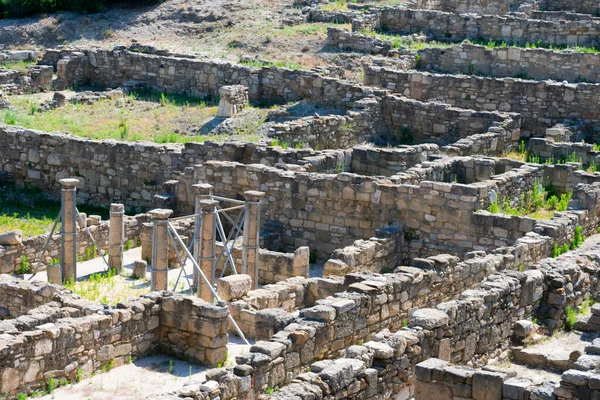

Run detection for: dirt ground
[[0, 0, 353, 71]]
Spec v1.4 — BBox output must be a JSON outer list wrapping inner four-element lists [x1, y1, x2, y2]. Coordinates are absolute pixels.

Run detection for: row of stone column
[[57, 179, 125, 284], [56, 179, 264, 303], [150, 184, 264, 302]]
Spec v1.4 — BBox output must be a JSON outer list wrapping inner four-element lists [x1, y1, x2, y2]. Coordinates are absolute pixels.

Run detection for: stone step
[[512, 346, 577, 372]]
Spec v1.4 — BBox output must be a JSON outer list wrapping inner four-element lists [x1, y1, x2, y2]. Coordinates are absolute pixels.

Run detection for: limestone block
[[0, 231, 22, 246], [133, 260, 147, 280], [217, 85, 249, 118], [217, 274, 252, 301]]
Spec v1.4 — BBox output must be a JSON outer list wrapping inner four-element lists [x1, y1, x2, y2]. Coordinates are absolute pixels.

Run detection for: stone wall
[[158, 295, 230, 366], [323, 225, 402, 276], [529, 138, 600, 166], [381, 94, 519, 146], [326, 27, 396, 56], [268, 97, 382, 150], [542, 0, 600, 15], [410, 0, 516, 14], [370, 8, 600, 47], [365, 65, 600, 136], [0, 126, 341, 210], [0, 274, 62, 318], [178, 158, 600, 261], [350, 144, 438, 176], [414, 358, 556, 400], [419, 43, 600, 83], [183, 160, 489, 260], [155, 219, 600, 400], [0, 213, 146, 274], [0, 65, 53, 94], [0, 276, 230, 396]]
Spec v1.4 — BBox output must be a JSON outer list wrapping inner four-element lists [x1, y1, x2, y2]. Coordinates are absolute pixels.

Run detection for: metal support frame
[[168, 221, 249, 346], [76, 208, 111, 271], [32, 211, 62, 276]]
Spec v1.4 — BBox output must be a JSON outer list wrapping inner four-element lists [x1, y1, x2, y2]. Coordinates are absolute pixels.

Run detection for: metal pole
[[76, 210, 111, 270], [168, 221, 249, 346], [32, 210, 62, 276], [215, 214, 239, 276]]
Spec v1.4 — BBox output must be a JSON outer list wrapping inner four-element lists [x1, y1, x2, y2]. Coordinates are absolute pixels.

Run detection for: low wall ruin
[[365, 65, 600, 136], [362, 8, 600, 47], [418, 43, 600, 83], [0, 275, 230, 396]]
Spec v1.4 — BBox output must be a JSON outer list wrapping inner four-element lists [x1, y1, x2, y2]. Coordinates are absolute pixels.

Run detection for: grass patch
[[487, 181, 571, 220], [1, 90, 263, 144], [470, 38, 600, 54], [0, 60, 36, 72], [0, 182, 108, 237], [63, 268, 150, 306]]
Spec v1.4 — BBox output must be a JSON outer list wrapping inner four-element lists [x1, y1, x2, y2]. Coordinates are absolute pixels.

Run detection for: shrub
[[17, 255, 30, 274], [565, 306, 577, 331]]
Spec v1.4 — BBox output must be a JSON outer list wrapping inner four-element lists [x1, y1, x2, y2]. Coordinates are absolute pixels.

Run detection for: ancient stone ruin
[[1, 0, 600, 398]]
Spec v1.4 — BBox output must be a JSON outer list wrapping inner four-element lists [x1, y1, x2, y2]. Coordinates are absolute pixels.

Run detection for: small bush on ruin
[[16, 255, 30, 274], [565, 306, 577, 331], [47, 378, 57, 394]]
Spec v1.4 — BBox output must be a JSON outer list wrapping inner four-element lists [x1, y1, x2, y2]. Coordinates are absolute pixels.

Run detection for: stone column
[[108, 203, 125, 271], [193, 183, 213, 290], [60, 178, 79, 283], [243, 191, 265, 289], [198, 199, 218, 302], [149, 208, 173, 292]]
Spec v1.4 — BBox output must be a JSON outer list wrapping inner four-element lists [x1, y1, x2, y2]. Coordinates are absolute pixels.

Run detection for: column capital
[[244, 190, 265, 202], [59, 178, 79, 188], [193, 183, 214, 195], [149, 208, 173, 220], [110, 203, 125, 213], [200, 199, 219, 211]]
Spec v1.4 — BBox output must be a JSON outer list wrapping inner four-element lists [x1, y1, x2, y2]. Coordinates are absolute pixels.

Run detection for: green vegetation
[[16, 255, 30, 274], [565, 306, 577, 331], [63, 268, 149, 305], [0, 183, 108, 237], [0, 0, 163, 19], [487, 182, 571, 220], [1, 90, 256, 144], [0, 60, 36, 72], [470, 38, 600, 54], [552, 225, 585, 257], [239, 59, 304, 70]]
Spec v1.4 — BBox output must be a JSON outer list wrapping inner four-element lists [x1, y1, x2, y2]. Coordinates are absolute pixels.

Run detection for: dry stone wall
[[0, 276, 230, 396], [370, 8, 600, 47], [180, 159, 600, 261], [0, 65, 53, 94], [542, 0, 600, 15], [171, 247, 600, 400], [365, 66, 600, 136], [418, 44, 600, 83], [409, 0, 516, 14]]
